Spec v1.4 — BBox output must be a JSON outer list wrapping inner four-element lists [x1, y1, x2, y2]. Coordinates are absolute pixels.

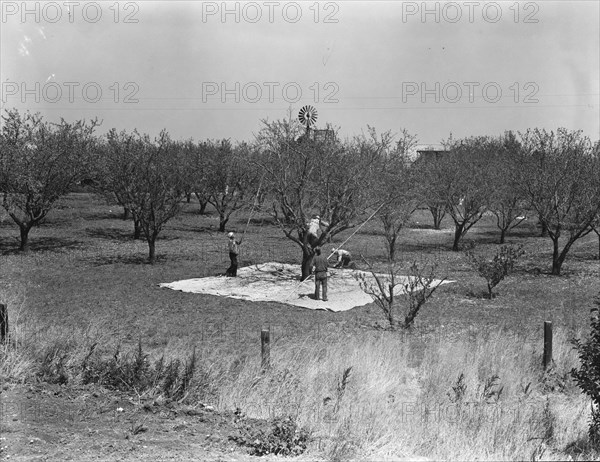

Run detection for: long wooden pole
[[326, 203, 385, 261], [240, 179, 263, 244]]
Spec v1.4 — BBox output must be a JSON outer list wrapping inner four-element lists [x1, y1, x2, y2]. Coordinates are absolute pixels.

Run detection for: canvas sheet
[[159, 262, 453, 312]]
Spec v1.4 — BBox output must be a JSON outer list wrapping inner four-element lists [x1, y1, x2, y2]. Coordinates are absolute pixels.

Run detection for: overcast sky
[[1, 1, 599, 145]]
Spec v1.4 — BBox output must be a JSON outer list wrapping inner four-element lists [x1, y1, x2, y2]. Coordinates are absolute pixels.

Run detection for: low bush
[[230, 415, 311, 456]]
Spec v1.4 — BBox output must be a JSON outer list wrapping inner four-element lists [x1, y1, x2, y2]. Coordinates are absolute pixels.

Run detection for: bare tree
[[204, 140, 260, 232], [102, 129, 185, 263], [0, 109, 98, 251], [517, 128, 600, 275], [487, 131, 530, 244], [254, 115, 379, 280], [419, 136, 494, 250], [374, 128, 420, 260], [357, 257, 445, 330]]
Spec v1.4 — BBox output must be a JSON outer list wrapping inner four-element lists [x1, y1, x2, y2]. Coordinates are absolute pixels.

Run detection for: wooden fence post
[[261, 328, 270, 370], [0, 303, 8, 344], [543, 321, 553, 370]]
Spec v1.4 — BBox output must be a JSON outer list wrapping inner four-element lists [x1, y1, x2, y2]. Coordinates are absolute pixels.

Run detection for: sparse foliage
[[517, 128, 600, 275], [488, 131, 530, 244], [0, 109, 98, 250], [100, 129, 186, 262], [417, 136, 496, 250], [357, 258, 445, 330], [203, 140, 261, 232], [466, 244, 524, 298], [571, 293, 600, 446], [374, 128, 420, 261], [254, 114, 379, 279]]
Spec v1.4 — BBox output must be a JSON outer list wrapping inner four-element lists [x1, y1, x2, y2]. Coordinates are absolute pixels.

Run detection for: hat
[[332, 247, 337, 253], [228, 232, 234, 238], [315, 215, 320, 220]]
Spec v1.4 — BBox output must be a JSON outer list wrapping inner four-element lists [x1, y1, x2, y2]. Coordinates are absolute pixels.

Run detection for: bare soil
[[1, 382, 319, 461]]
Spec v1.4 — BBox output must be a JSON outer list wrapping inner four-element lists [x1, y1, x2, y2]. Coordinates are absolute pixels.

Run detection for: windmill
[[298, 105, 318, 136]]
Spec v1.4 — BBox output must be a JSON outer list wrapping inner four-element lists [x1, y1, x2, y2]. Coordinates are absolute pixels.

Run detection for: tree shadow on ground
[[168, 224, 219, 235], [407, 222, 440, 230], [182, 207, 214, 217], [396, 242, 454, 254], [89, 253, 155, 266], [245, 217, 276, 226], [89, 252, 204, 266], [86, 227, 136, 242], [0, 236, 84, 255], [477, 227, 538, 241], [82, 210, 126, 221]]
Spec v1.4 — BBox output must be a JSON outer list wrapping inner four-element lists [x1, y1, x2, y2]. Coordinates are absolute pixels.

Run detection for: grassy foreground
[[1, 192, 599, 460]]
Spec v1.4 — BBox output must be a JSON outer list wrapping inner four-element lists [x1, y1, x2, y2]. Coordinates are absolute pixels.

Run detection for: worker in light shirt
[[331, 247, 352, 269]]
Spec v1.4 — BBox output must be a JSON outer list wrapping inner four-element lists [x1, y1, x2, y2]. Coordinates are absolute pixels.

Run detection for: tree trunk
[[122, 207, 130, 220], [388, 237, 396, 262], [199, 200, 208, 215], [499, 228, 506, 244], [19, 224, 32, 252], [186, 192, 192, 203], [219, 215, 228, 232], [551, 238, 574, 276], [430, 205, 445, 230], [540, 220, 548, 237], [452, 223, 464, 251], [487, 282, 494, 299], [300, 247, 315, 281], [133, 218, 142, 240], [148, 237, 156, 264]]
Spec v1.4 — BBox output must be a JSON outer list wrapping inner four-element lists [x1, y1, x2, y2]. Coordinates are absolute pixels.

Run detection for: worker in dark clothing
[[226, 232, 241, 277], [311, 247, 328, 301]]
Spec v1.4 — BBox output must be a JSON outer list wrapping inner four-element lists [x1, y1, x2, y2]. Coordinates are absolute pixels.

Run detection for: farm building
[[415, 144, 447, 161]]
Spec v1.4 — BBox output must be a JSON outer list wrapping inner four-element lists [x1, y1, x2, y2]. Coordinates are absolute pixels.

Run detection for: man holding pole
[[311, 247, 328, 301], [226, 232, 241, 277]]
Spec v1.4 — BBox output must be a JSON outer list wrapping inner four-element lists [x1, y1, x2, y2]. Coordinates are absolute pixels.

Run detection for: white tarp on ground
[[159, 262, 453, 312]]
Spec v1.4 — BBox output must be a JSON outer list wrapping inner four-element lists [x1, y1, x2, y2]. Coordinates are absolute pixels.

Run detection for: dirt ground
[[0, 382, 323, 461]]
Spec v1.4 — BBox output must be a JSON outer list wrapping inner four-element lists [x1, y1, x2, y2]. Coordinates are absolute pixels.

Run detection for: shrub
[[81, 340, 197, 400], [230, 415, 311, 456], [571, 294, 600, 446], [466, 244, 524, 298], [357, 259, 445, 330]]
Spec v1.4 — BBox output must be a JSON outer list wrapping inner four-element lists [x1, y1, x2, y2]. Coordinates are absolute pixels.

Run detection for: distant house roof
[[297, 128, 336, 144], [415, 144, 447, 161]]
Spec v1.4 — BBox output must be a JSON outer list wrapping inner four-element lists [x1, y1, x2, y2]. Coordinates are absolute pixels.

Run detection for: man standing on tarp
[[311, 247, 328, 301], [226, 232, 241, 277]]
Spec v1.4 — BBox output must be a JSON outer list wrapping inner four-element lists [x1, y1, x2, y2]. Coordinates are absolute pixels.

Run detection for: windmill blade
[[299, 105, 318, 129]]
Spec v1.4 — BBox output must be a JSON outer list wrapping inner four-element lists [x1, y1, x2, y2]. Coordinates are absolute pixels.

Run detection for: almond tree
[[374, 128, 420, 260], [204, 140, 260, 232], [0, 109, 98, 251], [420, 136, 494, 250], [102, 129, 185, 263], [254, 116, 380, 279], [518, 128, 600, 275], [487, 131, 530, 244], [181, 140, 212, 215]]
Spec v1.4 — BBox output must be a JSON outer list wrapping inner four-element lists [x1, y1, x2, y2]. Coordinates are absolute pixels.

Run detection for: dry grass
[[1, 193, 599, 460]]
